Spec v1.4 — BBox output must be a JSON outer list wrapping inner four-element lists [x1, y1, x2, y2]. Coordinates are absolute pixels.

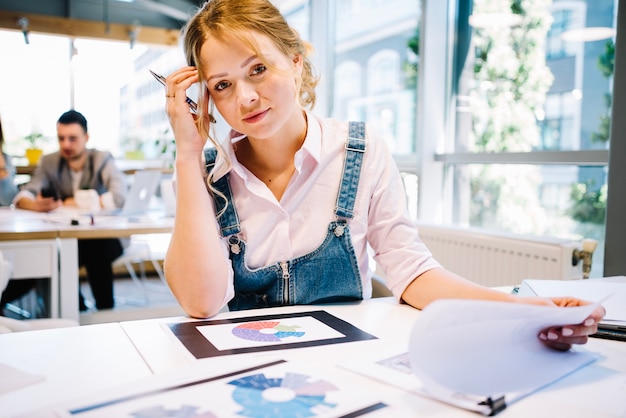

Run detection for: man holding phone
[[13, 110, 127, 311]]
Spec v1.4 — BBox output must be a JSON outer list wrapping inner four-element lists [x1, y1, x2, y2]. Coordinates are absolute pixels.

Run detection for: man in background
[[13, 110, 127, 311]]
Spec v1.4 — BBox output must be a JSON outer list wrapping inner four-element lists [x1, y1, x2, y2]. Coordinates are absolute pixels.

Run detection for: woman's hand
[[523, 296, 606, 351], [164, 66, 207, 158]]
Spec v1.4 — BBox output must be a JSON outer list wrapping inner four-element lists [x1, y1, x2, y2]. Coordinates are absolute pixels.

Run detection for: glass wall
[[439, 0, 615, 276]]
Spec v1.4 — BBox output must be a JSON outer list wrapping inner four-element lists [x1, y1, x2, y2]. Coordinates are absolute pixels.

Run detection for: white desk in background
[[0, 208, 60, 318], [2, 298, 625, 417], [0, 208, 173, 322], [54, 212, 173, 321]]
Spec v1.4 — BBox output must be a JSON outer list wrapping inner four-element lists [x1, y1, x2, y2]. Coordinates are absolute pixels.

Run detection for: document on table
[[342, 299, 602, 416], [20, 359, 389, 418]]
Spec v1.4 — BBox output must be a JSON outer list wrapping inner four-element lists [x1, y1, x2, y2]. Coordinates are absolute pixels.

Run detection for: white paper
[[197, 316, 346, 350], [23, 359, 388, 418], [523, 277, 626, 321], [408, 299, 599, 399]]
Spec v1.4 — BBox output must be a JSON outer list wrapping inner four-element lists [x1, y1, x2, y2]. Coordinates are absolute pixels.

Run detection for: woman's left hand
[[534, 297, 606, 351]]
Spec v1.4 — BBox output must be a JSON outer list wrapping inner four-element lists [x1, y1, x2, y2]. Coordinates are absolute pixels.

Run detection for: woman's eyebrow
[[206, 55, 258, 82], [240, 55, 257, 68], [207, 72, 227, 82]]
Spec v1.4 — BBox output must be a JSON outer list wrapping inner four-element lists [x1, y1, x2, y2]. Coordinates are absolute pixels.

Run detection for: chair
[[371, 273, 393, 298], [112, 233, 170, 304]]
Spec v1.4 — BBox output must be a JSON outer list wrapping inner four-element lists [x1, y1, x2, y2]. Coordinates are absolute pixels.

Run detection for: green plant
[[155, 129, 176, 168], [23, 132, 44, 148], [568, 182, 607, 225], [403, 26, 420, 89], [591, 40, 615, 144]]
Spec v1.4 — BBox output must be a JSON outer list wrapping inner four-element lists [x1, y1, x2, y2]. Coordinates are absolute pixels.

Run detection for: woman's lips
[[243, 109, 269, 123]]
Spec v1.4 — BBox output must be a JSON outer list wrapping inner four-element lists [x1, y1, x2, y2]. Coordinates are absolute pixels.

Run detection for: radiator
[[415, 222, 583, 287]]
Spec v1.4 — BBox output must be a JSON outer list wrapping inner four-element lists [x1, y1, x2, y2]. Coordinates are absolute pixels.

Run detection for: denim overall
[[205, 122, 366, 311]]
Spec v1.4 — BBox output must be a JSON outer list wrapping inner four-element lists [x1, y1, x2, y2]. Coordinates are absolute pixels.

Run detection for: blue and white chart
[[47, 360, 387, 418]]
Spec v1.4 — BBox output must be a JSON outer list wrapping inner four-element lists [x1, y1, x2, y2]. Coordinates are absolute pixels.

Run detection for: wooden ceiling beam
[[0, 10, 180, 46]]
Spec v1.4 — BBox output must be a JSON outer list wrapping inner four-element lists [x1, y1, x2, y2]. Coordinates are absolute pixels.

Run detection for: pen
[[149, 69, 198, 114]]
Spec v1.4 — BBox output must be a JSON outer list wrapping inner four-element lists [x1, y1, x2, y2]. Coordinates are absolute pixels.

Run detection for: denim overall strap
[[335, 121, 366, 219], [204, 148, 241, 237]]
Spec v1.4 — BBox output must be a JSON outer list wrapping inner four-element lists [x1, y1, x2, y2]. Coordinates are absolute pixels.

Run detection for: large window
[[0, 31, 181, 164], [429, 0, 616, 277], [1, 0, 624, 277]]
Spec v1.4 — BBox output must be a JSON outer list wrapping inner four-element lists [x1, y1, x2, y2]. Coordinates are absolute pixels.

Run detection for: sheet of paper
[[24, 359, 388, 418], [523, 277, 626, 321], [0, 362, 45, 395], [409, 299, 599, 398], [197, 316, 346, 351]]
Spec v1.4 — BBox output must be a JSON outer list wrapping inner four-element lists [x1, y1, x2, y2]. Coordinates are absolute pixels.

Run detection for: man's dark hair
[[58, 110, 88, 133]]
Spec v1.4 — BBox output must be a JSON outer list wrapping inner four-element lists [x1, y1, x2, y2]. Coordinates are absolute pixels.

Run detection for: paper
[[408, 299, 599, 408], [521, 277, 626, 321], [27, 359, 388, 418], [0, 362, 45, 395]]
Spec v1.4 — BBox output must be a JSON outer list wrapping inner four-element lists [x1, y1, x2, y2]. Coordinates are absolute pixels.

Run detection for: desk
[[15, 160, 174, 176], [2, 298, 625, 417], [0, 208, 173, 321], [0, 322, 153, 417], [0, 209, 61, 318], [55, 213, 173, 321]]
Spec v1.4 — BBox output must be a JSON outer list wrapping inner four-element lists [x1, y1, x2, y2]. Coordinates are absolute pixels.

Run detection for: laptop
[[516, 277, 626, 342], [106, 170, 162, 216]]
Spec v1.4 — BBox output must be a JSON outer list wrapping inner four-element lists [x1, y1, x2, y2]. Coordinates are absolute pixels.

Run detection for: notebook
[[516, 277, 626, 341], [106, 170, 162, 216]]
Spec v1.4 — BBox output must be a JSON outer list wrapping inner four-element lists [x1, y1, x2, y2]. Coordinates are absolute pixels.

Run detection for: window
[[430, 0, 616, 277], [0, 31, 180, 161], [2, 0, 624, 277]]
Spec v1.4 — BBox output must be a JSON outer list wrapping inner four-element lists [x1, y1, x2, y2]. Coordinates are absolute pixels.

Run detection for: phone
[[41, 186, 59, 200]]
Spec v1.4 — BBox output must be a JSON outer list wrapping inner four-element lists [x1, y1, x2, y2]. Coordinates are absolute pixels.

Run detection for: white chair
[[112, 234, 170, 304]]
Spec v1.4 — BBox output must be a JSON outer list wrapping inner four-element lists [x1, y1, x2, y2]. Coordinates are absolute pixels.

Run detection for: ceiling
[[0, 0, 205, 46]]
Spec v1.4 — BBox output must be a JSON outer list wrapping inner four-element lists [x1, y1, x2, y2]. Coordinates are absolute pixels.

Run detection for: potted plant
[[24, 132, 45, 165], [121, 135, 145, 160], [155, 128, 176, 169]]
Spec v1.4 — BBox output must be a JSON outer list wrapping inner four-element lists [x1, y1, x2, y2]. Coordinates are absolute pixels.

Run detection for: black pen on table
[[149, 69, 198, 114]]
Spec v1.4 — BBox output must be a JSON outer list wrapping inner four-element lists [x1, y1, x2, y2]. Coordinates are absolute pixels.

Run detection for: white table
[[2, 298, 624, 417], [0, 208, 173, 321], [0, 322, 153, 417], [120, 298, 626, 417], [0, 208, 60, 318]]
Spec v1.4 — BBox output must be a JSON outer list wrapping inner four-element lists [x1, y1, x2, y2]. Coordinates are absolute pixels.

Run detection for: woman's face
[[200, 32, 303, 141]]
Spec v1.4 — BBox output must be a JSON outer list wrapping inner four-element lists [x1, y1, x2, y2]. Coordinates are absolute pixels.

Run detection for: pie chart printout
[[229, 372, 338, 417], [232, 321, 306, 342]]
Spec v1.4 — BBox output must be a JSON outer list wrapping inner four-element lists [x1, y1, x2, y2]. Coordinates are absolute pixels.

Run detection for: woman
[[163, 0, 604, 351], [0, 117, 18, 206]]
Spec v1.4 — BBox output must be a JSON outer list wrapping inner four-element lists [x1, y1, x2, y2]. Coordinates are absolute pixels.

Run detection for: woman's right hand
[[164, 66, 208, 159]]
